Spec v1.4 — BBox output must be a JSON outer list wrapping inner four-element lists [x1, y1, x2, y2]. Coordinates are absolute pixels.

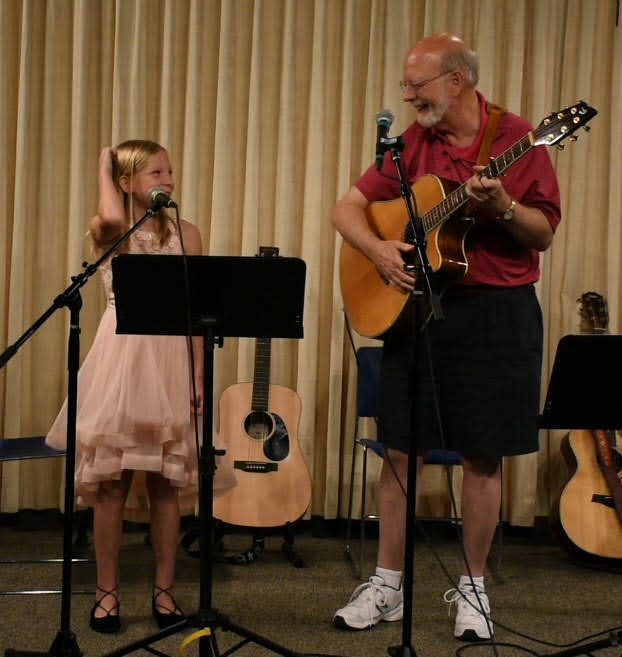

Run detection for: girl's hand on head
[[99, 147, 117, 177]]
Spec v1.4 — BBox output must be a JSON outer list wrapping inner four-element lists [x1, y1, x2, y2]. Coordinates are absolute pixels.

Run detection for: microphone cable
[[169, 205, 202, 474]]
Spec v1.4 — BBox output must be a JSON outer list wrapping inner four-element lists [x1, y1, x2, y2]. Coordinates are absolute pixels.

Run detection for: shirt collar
[[427, 91, 489, 162]]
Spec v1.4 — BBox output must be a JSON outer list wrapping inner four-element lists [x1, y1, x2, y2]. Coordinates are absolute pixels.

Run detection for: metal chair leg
[[488, 462, 505, 584], [359, 442, 368, 579], [344, 420, 362, 578]]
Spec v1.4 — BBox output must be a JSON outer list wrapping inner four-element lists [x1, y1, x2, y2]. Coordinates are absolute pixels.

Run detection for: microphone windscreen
[[376, 109, 395, 126]]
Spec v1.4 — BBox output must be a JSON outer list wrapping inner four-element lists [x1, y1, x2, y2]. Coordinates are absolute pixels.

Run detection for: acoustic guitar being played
[[213, 247, 312, 528], [340, 101, 597, 338], [554, 292, 622, 562]]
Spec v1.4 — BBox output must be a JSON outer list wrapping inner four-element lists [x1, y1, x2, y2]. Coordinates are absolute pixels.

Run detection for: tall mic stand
[[2, 206, 163, 657], [378, 137, 443, 657]]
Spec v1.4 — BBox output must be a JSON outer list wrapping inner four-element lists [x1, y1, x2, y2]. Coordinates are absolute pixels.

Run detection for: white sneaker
[[444, 580, 493, 641], [333, 575, 403, 630]]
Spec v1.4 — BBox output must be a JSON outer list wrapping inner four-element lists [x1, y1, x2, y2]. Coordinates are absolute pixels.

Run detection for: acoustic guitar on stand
[[340, 101, 597, 338], [554, 292, 622, 562], [213, 246, 312, 528]]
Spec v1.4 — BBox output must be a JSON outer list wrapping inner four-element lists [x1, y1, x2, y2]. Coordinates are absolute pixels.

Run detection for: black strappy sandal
[[152, 585, 185, 629], [89, 586, 121, 634]]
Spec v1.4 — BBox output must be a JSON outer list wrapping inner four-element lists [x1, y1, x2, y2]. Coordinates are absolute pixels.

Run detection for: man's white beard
[[416, 97, 450, 128]]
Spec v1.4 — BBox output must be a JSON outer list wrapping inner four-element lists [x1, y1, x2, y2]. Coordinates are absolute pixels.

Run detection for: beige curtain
[[1, 0, 620, 527]]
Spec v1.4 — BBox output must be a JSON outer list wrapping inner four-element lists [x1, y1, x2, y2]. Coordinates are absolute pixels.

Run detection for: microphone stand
[[378, 137, 443, 657], [2, 206, 162, 657]]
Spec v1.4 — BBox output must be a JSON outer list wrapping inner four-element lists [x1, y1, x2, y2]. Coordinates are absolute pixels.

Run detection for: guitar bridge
[[234, 460, 278, 473]]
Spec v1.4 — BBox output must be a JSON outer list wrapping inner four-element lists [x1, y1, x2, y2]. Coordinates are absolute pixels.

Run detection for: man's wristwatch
[[501, 199, 516, 222]]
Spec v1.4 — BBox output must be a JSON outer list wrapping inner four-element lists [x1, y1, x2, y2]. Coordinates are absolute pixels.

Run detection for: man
[[332, 33, 560, 641]]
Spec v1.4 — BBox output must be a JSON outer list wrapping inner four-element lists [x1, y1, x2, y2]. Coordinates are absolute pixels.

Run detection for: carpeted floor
[[1, 520, 622, 657]]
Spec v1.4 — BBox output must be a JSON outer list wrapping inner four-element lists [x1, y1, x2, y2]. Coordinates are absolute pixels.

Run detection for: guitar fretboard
[[251, 337, 271, 411], [421, 133, 534, 233]]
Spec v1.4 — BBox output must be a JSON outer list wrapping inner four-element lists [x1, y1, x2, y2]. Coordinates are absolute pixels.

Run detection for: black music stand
[[540, 334, 622, 430], [104, 253, 307, 657], [539, 334, 622, 657]]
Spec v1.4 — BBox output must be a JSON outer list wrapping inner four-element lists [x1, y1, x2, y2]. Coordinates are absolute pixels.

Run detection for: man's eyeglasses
[[399, 70, 454, 93]]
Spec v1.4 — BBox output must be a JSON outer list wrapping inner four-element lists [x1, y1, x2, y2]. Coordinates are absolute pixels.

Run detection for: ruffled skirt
[[46, 306, 236, 522]]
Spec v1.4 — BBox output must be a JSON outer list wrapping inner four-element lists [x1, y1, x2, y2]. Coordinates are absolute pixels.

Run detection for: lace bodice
[[100, 227, 182, 306]]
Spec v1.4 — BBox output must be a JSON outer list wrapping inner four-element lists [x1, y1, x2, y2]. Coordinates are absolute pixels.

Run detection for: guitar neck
[[252, 337, 271, 411], [421, 132, 535, 233]]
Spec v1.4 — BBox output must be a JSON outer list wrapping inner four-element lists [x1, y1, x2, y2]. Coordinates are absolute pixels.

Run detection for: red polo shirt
[[355, 93, 561, 286]]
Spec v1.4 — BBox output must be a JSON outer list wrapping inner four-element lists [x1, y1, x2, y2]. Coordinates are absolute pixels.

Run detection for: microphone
[[375, 109, 395, 170], [147, 187, 177, 209]]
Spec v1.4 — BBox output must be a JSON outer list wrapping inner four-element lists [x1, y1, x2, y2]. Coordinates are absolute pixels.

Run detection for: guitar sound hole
[[245, 411, 274, 441]]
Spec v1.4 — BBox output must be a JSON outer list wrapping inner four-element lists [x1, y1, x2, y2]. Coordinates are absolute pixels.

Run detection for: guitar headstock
[[578, 291, 609, 334], [258, 245, 279, 258], [533, 101, 598, 149]]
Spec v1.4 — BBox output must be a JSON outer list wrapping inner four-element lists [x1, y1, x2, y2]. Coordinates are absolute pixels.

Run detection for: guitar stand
[[187, 523, 305, 568], [180, 520, 225, 560], [103, 253, 329, 657], [225, 524, 305, 568], [282, 523, 305, 568], [225, 534, 266, 565]]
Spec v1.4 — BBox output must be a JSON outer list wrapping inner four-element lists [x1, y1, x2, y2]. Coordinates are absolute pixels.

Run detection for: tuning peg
[[583, 125, 591, 132], [557, 144, 565, 150], [570, 135, 579, 141]]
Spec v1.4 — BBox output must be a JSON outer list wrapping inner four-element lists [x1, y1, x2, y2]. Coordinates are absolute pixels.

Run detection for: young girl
[[46, 140, 235, 634]]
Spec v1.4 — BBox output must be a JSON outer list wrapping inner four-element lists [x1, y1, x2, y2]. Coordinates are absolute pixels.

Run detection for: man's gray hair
[[442, 47, 479, 87]]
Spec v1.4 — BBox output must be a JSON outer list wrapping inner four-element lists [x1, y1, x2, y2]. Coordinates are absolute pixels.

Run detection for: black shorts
[[377, 284, 543, 458]]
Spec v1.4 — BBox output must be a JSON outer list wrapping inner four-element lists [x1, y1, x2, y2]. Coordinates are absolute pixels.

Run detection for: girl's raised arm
[[89, 147, 126, 247]]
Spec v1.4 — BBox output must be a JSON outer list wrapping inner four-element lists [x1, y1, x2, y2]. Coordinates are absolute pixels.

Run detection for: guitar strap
[[465, 101, 507, 215], [592, 429, 622, 524], [477, 102, 507, 166]]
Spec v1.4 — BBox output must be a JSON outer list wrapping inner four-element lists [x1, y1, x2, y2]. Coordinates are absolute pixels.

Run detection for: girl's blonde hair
[[112, 139, 173, 246]]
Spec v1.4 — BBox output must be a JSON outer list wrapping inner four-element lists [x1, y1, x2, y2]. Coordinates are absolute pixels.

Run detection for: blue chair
[[343, 348, 503, 580], [0, 436, 91, 595], [0, 435, 65, 461]]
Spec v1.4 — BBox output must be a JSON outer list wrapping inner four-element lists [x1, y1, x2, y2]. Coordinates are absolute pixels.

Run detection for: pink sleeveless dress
[[46, 226, 236, 522]]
